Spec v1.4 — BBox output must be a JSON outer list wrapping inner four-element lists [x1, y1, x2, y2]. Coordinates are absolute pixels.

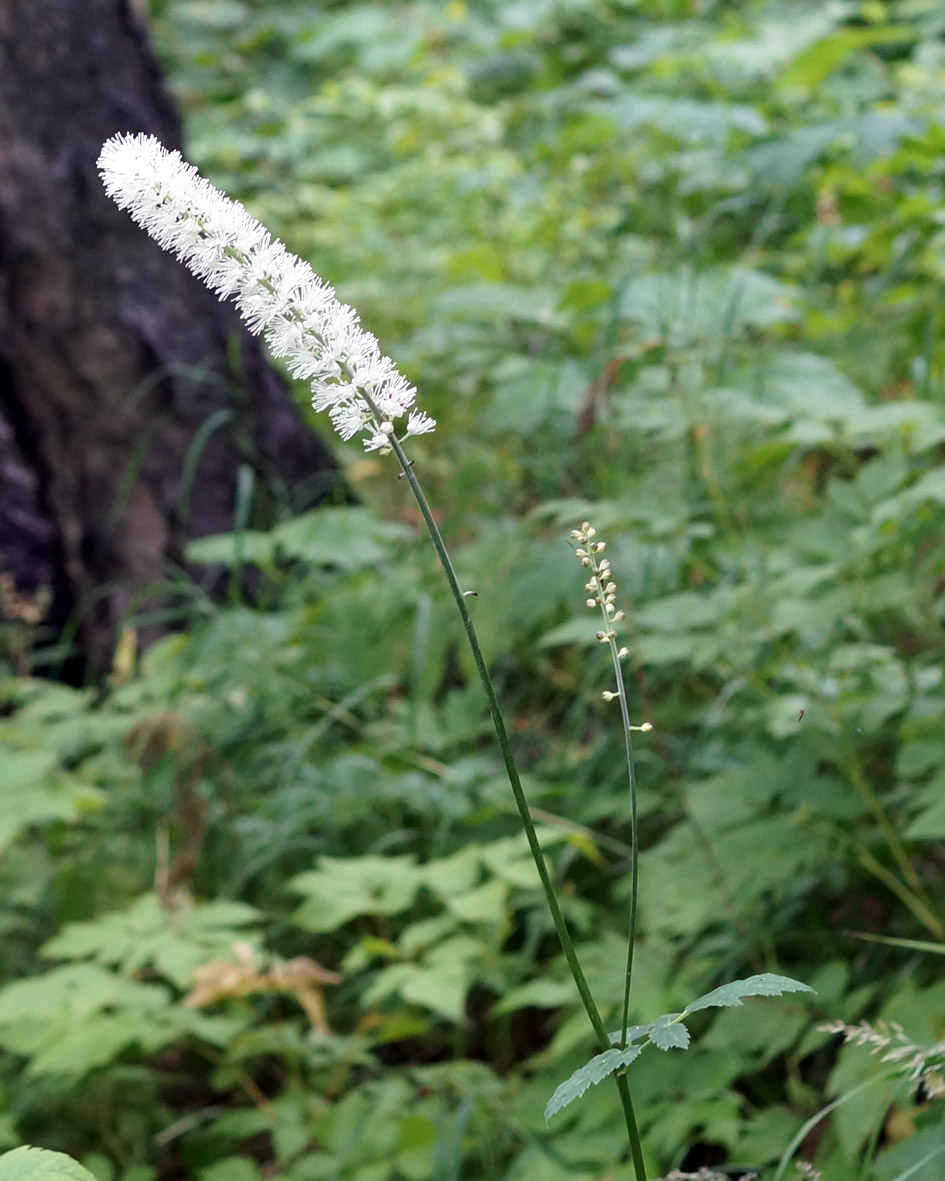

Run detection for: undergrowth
[[3, 0, 945, 1177]]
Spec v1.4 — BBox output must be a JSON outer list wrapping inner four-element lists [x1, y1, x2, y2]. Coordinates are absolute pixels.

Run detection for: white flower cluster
[[97, 133, 434, 451]]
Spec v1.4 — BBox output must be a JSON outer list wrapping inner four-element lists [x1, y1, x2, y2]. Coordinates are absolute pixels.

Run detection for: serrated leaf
[[0, 1147, 96, 1181], [544, 1044, 642, 1122], [649, 1015, 691, 1051], [683, 973, 815, 1015], [608, 1023, 653, 1046], [607, 1014, 690, 1051]]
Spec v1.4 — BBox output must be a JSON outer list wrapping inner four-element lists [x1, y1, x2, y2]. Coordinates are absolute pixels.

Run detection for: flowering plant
[[97, 133, 814, 1180]]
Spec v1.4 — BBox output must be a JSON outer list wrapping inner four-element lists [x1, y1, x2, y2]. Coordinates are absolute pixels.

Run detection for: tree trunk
[[0, 0, 336, 676]]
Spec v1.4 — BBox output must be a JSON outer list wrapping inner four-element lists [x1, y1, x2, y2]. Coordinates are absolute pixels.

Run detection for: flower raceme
[[97, 133, 435, 451]]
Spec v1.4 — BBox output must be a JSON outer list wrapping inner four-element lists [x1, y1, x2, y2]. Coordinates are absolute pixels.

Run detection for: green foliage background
[[3, 0, 945, 1176]]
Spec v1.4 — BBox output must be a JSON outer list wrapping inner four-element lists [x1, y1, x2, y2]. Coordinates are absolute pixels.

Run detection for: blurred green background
[[2, 0, 945, 1177]]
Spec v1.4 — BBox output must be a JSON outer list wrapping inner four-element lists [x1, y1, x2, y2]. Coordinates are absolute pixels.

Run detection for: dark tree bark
[[0, 0, 336, 675]]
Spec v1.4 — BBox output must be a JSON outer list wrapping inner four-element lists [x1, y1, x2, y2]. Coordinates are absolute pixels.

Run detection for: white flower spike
[[97, 133, 434, 451]]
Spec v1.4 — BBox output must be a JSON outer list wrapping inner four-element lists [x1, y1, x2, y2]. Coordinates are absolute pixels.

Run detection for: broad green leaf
[[734, 351, 866, 429], [607, 96, 768, 144], [272, 507, 413, 569], [544, 1045, 642, 1122], [0, 1148, 96, 1181], [26, 1014, 158, 1078], [706, 6, 850, 82], [186, 509, 412, 570], [618, 265, 797, 344], [291, 855, 423, 932], [197, 1158, 263, 1181], [483, 356, 588, 436], [442, 877, 507, 923], [184, 530, 275, 567], [418, 846, 481, 897], [44, 893, 261, 988], [0, 751, 98, 851], [364, 936, 488, 1022], [0, 964, 168, 1026], [491, 979, 576, 1017], [683, 973, 815, 1015]]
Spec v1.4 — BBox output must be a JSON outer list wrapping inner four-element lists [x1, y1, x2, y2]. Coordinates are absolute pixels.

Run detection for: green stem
[[591, 594, 639, 1051], [387, 433, 647, 1181], [612, 661, 639, 1052]]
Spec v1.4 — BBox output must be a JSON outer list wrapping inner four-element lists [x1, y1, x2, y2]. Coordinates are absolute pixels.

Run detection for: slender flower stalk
[[97, 134, 435, 452], [98, 136, 647, 1180], [571, 523, 649, 1052]]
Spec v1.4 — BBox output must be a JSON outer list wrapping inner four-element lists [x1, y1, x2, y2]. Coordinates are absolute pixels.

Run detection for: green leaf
[[26, 1014, 153, 1078], [491, 979, 576, 1017], [363, 936, 488, 1022], [0, 751, 97, 851], [186, 509, 413, 571], [442, 878, 507, 923], [618, 265, 797, 345], [0, 1147, 97, 1181], [43, 893, 261, 989], [184, 531, 275, 567], [271, 507, 413, 570], [683, 973, 815, 1015], [544, 1045, 642, 1122], [649, 1015, 691, 1051], [607, 1013, 690, 1051], [291, 855, 423, 933], [197, 1158, 263, 1181]]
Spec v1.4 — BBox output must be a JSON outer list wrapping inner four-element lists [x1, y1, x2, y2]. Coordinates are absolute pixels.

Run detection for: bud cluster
[[571, 521, 627, 642], [570, 522, 652, 731]]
